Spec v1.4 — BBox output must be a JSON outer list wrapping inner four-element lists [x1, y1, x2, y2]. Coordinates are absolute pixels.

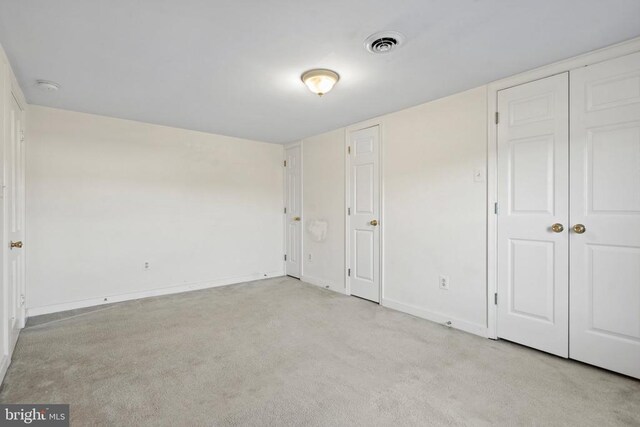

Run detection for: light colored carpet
[[1, 277, 638, 426]]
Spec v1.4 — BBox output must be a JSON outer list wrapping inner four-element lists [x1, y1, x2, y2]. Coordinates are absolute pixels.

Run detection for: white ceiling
[[1, 1, 639, 143]]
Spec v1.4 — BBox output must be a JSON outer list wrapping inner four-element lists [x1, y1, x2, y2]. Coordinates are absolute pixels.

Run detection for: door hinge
[[284, 207, 287, 214], [283, 160, 287, 167], [347, 207, 351, 216], [20, 130, 25, 143], [284, 254, 287, 261], [494, 293, 498, 305], [20, 294, 25, 307], [494, 202, 498, 215], [495, 112, 499, 125], [347, 268, 351, 277], [347, 146, 351, 154]]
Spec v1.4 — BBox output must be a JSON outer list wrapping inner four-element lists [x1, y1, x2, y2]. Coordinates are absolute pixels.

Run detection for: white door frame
[[487, 36, 640, 339], [7, 89, 26, 329], [0, 49, 27, 386], [3, 64, 27, 330], [344, 120, 384, 300], [283, 141, 303, 278]]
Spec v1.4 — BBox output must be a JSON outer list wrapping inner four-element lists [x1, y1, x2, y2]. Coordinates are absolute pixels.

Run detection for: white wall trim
[[382, 298, 488, 338], [301, 274, 347, 295], [13, 91, 26, 330], [486, 36, 640, 340], [343, 128, 350, 295], [27, 271, 284, 318]]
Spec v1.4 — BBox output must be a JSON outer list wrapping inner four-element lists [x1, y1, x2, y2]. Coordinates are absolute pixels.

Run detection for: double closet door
[[497, 51, 640, 379]]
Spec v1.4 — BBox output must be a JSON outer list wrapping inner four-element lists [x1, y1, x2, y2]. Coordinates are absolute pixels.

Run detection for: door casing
[[345, 121, 384, 301], [2, 71, 27, 364], [283, 141, 302, 278]]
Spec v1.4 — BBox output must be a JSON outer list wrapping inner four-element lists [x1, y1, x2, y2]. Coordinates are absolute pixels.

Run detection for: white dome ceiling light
[[301, 69, 340, 96], [35, 80, 60, 92], [364, 31, 406, 54]]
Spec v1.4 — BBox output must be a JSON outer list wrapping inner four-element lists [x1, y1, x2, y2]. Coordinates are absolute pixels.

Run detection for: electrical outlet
[[308, 253, 312, 262], [144, 262, 150, 270], [439, 275, 449, 290]]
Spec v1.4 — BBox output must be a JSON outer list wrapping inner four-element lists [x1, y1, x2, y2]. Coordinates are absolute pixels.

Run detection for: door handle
[[293, 216, 301, 221], [10, 241, 23, 249], [370, 219, 378, 226], [551, 223, 564, 233], [572, 224, 586, 234]]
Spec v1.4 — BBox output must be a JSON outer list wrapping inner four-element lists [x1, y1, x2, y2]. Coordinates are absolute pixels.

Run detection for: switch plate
[[439, 275, 449, 290]]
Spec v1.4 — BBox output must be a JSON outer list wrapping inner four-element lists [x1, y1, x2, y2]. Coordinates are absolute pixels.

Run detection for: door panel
[[284, 145, 302, 278], [509, 239, 555, 322], [510, 135, 555, 213], [355, 164, 374, 213], [497, 73, 569, 357], [589, 125, 640, 212], [570, 51, 640, 378], [349, 126, 380, 302], [355, 230, 374, 281]]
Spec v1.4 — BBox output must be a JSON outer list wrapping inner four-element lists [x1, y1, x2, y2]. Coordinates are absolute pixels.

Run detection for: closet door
[[570, 52, 640, 379], [284, 144, 302, 278], [496, 73, 569, 357]]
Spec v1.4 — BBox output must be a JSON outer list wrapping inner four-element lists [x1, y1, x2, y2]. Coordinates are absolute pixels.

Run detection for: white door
[[5, 93, 25, 355], [496, 73, 569, 357], [284, 144, 302, 278], [348, 126, 380, 303], [570, 52, 640, 378]]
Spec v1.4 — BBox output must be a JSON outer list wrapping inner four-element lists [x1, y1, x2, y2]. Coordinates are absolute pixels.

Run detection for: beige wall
[[27, 85, 489, 335], [382, 87, 487, 333], [301, 129, 345, 291], [300, 86, 488, 335], [26, 106, 284, 313]]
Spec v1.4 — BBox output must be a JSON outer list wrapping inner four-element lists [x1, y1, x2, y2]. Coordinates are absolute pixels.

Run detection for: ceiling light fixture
[[35, 80, 60, 92], [301, 69, 340, 96]]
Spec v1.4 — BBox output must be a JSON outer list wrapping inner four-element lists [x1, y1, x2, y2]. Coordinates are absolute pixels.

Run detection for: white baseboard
[[381, 298, 488, 338], [300, 274, 347, 295], [0, 355, 9, 387], [27, 271, 284, 318]]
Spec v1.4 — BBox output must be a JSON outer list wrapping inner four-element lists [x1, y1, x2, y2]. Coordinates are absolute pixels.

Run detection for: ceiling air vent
[[365, 31, 405, 54]]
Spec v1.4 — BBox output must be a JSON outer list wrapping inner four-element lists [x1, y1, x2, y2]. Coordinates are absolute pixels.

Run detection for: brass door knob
[[370, 219, 378, 226], [573, 224, 586, 234], [293, 216, 301, 221], [10, 241, 23, 249], [551, 223, 564, 233]]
